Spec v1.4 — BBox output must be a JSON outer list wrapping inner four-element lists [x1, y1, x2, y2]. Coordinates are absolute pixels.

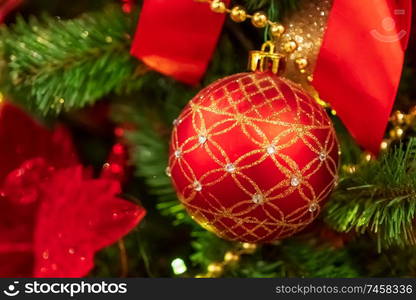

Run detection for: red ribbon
[[131, 0, 230, 85], [313, 0, 412, 154], [0, 0, 22, 23]]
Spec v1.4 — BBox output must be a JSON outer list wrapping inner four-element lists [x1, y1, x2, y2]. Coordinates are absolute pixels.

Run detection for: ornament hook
[[248, 41, 285, 75]]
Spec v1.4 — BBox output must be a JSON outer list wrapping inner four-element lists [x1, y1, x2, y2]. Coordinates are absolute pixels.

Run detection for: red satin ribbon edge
[[312, 0, 412, 154]]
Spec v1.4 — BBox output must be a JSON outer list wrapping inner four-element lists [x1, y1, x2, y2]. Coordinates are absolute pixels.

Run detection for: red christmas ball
[[168, 72, 339, 243]]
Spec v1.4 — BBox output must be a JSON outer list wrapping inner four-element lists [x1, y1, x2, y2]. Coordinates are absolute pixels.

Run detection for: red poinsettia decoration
[[0, 103, 145, 277]]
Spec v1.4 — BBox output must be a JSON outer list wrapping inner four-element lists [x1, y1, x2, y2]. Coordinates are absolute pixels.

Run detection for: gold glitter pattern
[[169, 72, 339, 243], [280, 0, 333, 90]]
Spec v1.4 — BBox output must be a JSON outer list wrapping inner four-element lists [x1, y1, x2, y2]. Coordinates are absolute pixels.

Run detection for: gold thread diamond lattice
[[169, 72, 339, 243]]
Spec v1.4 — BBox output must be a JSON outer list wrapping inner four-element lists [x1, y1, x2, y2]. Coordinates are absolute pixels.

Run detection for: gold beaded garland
[[199, 0, 289, 42], [380, 107, 416, 151], [196, 243, 258, 278]]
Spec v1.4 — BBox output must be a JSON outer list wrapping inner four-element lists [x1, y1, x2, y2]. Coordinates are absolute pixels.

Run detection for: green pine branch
[[0, 5, 140, 114], [325, 138, 416, 250], [229, 240, 360, 278], [189, 231, 360, 278], [278, 241, 360, 277], [126, 115, 189, 224], [111, 83, 192, 225]]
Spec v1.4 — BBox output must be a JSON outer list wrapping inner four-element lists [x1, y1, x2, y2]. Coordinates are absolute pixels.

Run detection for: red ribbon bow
[[131, 0, 412, 154], [131, 0, 230, 85], [313, 0, 412, 154]]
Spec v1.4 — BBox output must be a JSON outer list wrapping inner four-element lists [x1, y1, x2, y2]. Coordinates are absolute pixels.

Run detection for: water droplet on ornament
[[193, 181, 202, 192], [266, 145, 276, 155], [165, 166, 171, 177], [319, 152, 327, 161], [113, 144, 124, 155], [112, 212, 119, 219], [68, 248, 75, 255], [15, 168, 24, 177], [174, 150, 182, 158], [252, 193, 264, 204], [225, 164, 236, 173], [80, 256, 86, 261], [308, 202, 319, 212], [198, 135, 207, 145], [110, 164, 122, 174], [291, 176, 300, 187], [42, 250, 49, 260]]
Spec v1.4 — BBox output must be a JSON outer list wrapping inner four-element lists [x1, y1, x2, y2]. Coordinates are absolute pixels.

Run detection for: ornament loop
[[248, 41, 285, 75], [261, 41, 276, 53]]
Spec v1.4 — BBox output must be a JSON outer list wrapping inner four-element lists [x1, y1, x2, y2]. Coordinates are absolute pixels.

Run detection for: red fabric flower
[[0, 103, 145, 277]]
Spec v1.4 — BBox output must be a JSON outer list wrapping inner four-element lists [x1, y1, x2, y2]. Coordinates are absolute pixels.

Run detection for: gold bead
[[295, 57, 309, 70], [380, 139, 390, 151], [344, 165, 357, 174], [224, 251, 240, 263], [307, 75, 314, 82], [282, 40, 298, 53], [207, 263, 223, 277], [396, 127, 404, 139], [242, 243, 257, 254], [251, 12, 268, 28], [210, 0, 226, 13], [390, 127, 404, 139], [362, 152, 374, 163], [230, 6, 247, 22], [391, 110, 405, 126], [270, 23, 285, 38]]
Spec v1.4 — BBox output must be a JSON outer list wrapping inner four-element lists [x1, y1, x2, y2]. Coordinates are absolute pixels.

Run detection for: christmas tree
[[0, 0, 415, 278]]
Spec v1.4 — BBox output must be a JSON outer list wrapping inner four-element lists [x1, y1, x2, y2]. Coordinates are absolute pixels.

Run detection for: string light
[[171, 258, 188, 275]]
